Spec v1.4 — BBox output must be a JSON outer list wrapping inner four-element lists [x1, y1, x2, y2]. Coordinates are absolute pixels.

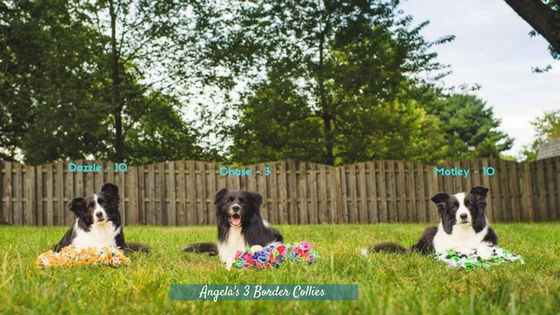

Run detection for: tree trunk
[[323, 114, 335, 165], [503, 0, 560, 54], [109, 0, 124, 162], [317, 27, 334, 166]]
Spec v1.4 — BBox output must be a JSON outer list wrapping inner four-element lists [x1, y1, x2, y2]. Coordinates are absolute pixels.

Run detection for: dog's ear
[[470, 186, 489, 209], [250, 191, 263, 206], [101, 183, 119, 203], [101, 183, 118, 196], [470, 186, 489, 198], [69, 197, 87, 217], [214, 188, 229, 205], [430, 192, 450, 215]]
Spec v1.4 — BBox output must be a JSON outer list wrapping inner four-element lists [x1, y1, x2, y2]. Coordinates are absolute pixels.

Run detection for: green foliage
[[1, 224, 560, 314], [1, 0, 516, 165], [120, 92, 206, 165], [499, 154, 518, 162], [426, 93, 514, 160], [0, 0, 108, 162], [522, 110, 560, 162], [74, 0, 205, 163], [211, 0, 452, 165], [228, 78, 326, 164], [0, 0, 206, 165]]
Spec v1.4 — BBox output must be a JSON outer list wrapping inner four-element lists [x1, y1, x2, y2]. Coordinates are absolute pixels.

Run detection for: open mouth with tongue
[[230, 214, 242, 226]]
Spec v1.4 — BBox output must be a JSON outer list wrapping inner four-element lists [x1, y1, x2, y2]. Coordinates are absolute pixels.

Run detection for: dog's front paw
[[225, 258, 233, 270], [476, 246, 493, 260], [250, 245, 264, 252]]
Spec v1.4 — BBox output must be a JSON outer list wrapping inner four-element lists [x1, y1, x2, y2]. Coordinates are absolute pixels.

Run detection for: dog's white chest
[[72, 220, 121, 249], [217, 226, 247, 265], [433, 224, 487, 254]]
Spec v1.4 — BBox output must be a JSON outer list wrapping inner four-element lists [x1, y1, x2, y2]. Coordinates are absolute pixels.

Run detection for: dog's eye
[[228, 197, 234, 202], [238, 198, 245, 203]]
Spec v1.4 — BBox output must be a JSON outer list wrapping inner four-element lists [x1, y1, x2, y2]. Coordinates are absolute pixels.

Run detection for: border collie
[[54, 183, 150, 253], [183, 188, 283, 269], [363, 186, 498, 259]]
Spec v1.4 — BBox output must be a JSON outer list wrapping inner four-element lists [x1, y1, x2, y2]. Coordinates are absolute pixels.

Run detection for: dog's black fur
[[183, 188, 283, 261], [54, 183, 150, 253], [431, 186, 498, 253], [371, 226, 437, 255], [364, 186, 497, 256]]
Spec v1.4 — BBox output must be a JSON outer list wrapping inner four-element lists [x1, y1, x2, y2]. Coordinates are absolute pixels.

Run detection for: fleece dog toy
[[434, 248, 524, 270], [36, 245, 130, 267], [234, 242, 319, 269]]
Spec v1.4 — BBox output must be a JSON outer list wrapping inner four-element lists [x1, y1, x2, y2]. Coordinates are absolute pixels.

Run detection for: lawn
[[1, 223, 559, 315]]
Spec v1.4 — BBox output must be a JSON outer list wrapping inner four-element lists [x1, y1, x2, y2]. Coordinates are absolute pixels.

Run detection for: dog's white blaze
[[93, 194, 108, 223], [72, 220, 121, 249], [454, 192, 471, 223], [217, 225, 247, 269], [433, 192, 494, 258]]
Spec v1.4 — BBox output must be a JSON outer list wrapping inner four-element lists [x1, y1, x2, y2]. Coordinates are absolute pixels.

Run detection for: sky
[[400, 0, 560, 158]]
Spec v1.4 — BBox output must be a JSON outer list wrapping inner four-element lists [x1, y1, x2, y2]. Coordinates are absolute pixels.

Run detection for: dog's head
[[214, 188, 263, 227], [69, 183, 121, 229], [431, 186, 489, 234]]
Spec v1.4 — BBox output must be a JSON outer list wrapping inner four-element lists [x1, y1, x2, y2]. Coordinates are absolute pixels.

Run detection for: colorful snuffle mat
[[234, 242, 319, 269], [434, 248, 524, 270], [36, 245, 130, 267]]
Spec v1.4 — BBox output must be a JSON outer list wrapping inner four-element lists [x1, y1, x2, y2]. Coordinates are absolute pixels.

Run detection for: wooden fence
[[1, 158, 559, 226]]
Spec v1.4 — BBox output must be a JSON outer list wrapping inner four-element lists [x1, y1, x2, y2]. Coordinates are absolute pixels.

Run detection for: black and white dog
[[183, 188, 283, 269], [364, 186, 498, 259], [54, 183, 149, 252]]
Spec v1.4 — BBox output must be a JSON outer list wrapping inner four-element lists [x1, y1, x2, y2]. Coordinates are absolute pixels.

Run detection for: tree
[[0, 0, 110, 162], [503, 0, 560, 59], [522, 110, 560, 161], [425, 93, 514, 160], [90, 70, 216, 164], [76, 0, 202, 162], [200, 0, 453, 165], [121, 92, 206, 164], [0, 0, 210, 165]]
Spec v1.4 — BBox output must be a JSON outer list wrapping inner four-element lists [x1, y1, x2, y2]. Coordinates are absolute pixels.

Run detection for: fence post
[[335, 166, 343, 224]]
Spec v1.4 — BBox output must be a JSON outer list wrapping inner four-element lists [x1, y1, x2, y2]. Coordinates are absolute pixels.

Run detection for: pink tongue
[[232, 217, 241, 226]]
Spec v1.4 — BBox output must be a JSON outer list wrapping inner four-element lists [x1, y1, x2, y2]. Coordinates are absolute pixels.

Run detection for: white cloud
[[401, 0, 560, 157]]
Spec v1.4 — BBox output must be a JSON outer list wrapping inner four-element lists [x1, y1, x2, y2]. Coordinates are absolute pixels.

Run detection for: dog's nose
[[95, 211, 104, 218], [232, 205, 240, 212], [460, 213, 468, 220]]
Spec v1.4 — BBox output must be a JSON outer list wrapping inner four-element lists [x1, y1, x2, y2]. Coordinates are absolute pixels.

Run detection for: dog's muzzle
[[457, 212, 470, 224], [94, 210, 107, 223], [229, 204, 242, 226]]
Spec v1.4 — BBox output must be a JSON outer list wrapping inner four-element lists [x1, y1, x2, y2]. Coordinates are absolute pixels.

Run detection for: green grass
[[1, 223, 559, 315]]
